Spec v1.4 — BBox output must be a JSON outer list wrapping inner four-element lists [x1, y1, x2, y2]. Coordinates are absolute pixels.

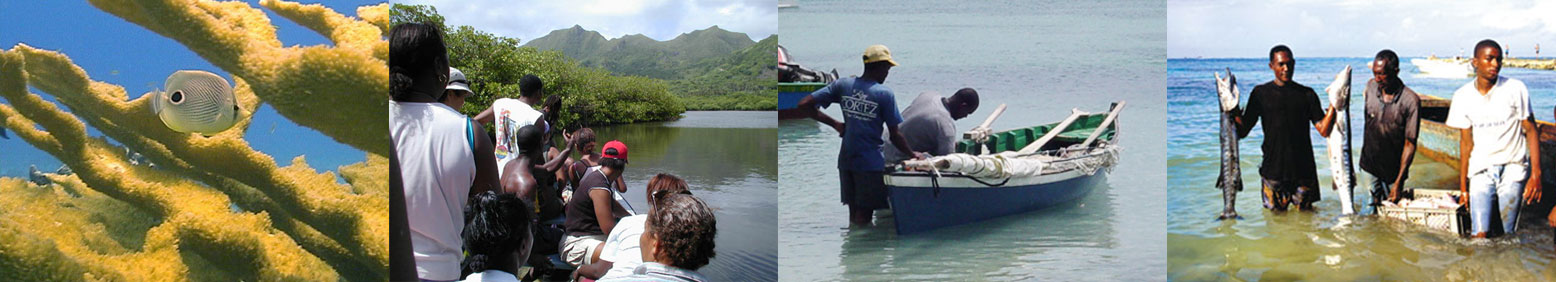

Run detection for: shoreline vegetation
[[390, 4, 776, 129]]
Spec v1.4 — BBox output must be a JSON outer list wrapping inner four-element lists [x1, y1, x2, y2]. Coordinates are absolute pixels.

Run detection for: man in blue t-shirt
[[794, 44, 926, 226]]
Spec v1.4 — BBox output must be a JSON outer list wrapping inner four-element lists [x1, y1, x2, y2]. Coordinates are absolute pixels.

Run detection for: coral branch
[[11, 44, 387, 280], [0, 54, 337, 279], [260, 0, 388, 61], [88, 0, 391, 156], [0, 1, 390, 280]]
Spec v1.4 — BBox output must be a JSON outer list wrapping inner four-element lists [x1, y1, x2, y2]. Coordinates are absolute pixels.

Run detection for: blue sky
[[0, 0, 382, 177], [1169, 0, 1556, 58], [397, 0, 777, 42]]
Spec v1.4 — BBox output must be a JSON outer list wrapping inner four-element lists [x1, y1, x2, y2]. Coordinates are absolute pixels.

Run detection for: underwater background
[[0, 0, 389, 280]]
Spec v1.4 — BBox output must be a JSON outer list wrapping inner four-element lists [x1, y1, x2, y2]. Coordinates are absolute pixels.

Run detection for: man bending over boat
[[1230, 45, 1345, 212], [794, 44, 926, 226], [883, 88, 980, 163], [1360, 49, 1421, 211], [1446, 39, 1541, 238]]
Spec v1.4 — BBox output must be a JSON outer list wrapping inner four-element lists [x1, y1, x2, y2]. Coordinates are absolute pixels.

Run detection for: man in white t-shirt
[[476, 74, 546, 171], [1445, 39, 1542, 238]]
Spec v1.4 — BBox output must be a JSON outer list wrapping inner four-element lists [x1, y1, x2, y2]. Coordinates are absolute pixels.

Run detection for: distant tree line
[[391, 4, 686, 128]]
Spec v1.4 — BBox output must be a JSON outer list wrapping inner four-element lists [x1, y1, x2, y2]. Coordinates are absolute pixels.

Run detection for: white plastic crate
[[1377, 189, 1468, 236]]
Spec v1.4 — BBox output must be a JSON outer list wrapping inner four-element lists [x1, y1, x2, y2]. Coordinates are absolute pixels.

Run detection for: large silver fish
[[1325, 65, 1357, 214], [151, 70, 239, 135], [1215, 69, 1242, 220]]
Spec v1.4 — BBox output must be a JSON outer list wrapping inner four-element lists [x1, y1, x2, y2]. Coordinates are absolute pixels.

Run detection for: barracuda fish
[[1325, 65, 1357, 215], [1215, 69, 1242, 220], [152, 70, 239, 136]]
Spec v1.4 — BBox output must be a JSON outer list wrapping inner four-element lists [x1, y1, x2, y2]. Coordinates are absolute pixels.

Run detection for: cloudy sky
[[1169, 0, 1556, 58], [399, 0, 776, 42]]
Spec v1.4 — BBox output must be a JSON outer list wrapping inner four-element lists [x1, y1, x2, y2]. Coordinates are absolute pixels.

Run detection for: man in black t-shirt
[[1231, 45, 1346, 212]]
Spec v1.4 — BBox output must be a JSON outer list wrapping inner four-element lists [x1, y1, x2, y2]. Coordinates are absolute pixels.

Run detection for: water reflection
[[834, 181, 1120, 280], [579, 111, 777, 281]]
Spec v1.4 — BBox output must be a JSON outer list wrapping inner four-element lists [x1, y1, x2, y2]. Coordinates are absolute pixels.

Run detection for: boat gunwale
[[886, 105, 1123, 189]]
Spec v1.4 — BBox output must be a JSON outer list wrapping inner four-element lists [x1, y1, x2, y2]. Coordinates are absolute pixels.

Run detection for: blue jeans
[[1468, 163, 1527, 235]]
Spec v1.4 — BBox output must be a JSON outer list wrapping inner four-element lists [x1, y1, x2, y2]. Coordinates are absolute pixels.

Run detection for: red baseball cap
[[603, 140, 628, 162]]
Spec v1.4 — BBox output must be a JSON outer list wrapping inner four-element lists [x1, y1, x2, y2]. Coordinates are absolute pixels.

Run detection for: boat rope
[[929, 162, 943, 197], [924, 172, 1012, 188]]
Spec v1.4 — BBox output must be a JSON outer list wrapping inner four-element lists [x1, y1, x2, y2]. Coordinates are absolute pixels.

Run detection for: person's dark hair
[[516, 125, 544, 157], [390, 22, 448, 101], [600, 153, 626, 170], [460, 191, 533, 276], [542, 95, 563, 126], [646, 194, 716, 270], [1474, 39, 1502, 58], [572, 128, 597, 153], [543, 95, 563, 113], [647, 173, 690, 207], [440, 89, 464, 103], [520, 75, 544, 98], [1269, 45, 1292, 62], [1374, 49, 1399, 73]]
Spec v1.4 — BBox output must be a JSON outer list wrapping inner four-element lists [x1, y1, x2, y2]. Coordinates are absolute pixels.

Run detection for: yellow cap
[[862, 44, 898, 66]]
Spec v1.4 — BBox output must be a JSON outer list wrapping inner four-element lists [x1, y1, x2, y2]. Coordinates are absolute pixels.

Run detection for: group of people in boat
[[785, 44, 982, 226], [390, 22, 719, 282], [1226, 39, 1554, 239]]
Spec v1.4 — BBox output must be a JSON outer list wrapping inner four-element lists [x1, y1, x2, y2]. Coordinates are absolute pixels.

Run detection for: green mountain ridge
[[390, 4, 685, 125], [524, 25, 776, 110], [523, 25, 759, 80], [671, 35, 778, 110]]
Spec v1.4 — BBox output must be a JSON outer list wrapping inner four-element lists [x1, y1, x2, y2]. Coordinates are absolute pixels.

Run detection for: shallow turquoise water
[[1167, 57, 1556, 280], [779, 0, 1166, 280]]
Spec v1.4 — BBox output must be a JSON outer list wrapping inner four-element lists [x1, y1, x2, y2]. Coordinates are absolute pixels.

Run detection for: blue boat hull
[[886, 171, 1106, 235], [778, 82, 826, 110], [778, 91, 807, 110]]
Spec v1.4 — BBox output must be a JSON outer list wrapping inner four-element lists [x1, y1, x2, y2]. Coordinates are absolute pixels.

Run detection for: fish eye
[[169, 91, 184, 104]]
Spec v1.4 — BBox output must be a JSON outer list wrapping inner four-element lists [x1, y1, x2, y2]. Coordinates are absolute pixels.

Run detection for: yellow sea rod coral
[[89, 0, 391, 156], [0, 1, 388, 280]]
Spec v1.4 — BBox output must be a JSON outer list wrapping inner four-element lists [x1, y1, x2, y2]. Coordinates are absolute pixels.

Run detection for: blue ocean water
[[0, 0, 379, 179], [1168, 57, 1556, 280]]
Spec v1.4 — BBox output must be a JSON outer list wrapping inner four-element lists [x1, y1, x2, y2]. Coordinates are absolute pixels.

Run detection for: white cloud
[[399, 0, 776, 42], [1169, 0, 1556, 58]]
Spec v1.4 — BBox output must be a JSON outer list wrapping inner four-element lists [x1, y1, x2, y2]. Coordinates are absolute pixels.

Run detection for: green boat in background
[[778, 82, 826, 110]]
